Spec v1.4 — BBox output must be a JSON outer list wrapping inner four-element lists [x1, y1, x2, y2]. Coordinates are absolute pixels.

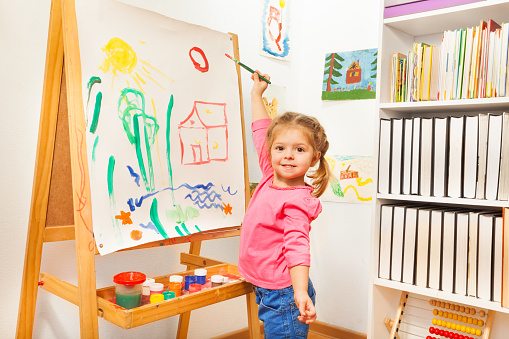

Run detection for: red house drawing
[[346, 60, 361, 84], [178, 101, 228, 165]]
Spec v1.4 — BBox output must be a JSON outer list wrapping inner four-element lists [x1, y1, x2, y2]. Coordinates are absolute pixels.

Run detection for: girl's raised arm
[[251, 72, 271, 122]]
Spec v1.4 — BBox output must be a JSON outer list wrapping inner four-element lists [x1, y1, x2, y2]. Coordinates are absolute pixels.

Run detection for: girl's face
[[270, 127, 320, 188]]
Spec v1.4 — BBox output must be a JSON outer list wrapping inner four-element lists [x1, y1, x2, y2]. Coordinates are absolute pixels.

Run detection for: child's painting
[[262, 84, 287, 119], [261, 0, 291, 60], [322, 155, 374, 204], [322, 49, 378, 100], [77, 0, 246, 254]]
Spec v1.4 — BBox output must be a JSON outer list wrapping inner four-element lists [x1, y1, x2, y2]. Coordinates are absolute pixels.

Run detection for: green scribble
[[118, 88, 159, 192], [150, 198, 169, 239], [107, 156, 123, 245], [89, 92, 102, 133], [86, 76, 101, 106], [194, 225, 202, 232], [166, 95, 175, 204], [92, 136, 99, 162], [166, 205, 200, 224], [175, 225, 185, 237], [180, 223, 191, 235], [331, 178, 344, 197], [186, 207, 199, 219]]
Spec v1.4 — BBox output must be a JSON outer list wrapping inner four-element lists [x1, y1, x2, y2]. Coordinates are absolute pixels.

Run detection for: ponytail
[[308, 142, 332, 198]]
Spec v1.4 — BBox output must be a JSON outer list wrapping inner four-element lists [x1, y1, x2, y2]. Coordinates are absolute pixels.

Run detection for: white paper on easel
[[76, 0, 245, 254]]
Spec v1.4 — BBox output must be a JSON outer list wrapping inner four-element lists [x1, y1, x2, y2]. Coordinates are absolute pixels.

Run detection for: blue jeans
[[253, 279, 316, 339]]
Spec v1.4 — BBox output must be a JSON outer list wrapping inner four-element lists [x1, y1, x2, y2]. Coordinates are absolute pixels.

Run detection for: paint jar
[[163, 291, 176, 300], [113, 271, 146, 309], [142, 278, 155, 305], [211, 275, 224, 288], [150, 282, 164, 295], [184, 275, 197, 291], [189, 283, 202, 293], [194, 269, 207, 285], [169, 275, 183, 297], [150, 293, 164, 304]]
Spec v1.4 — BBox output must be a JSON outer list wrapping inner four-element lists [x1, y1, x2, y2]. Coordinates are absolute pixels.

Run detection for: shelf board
[[379, 97, 509, 113], [374, 278, 509, 314], [384, 0, 509, 36], [377, 194, 509, 208]]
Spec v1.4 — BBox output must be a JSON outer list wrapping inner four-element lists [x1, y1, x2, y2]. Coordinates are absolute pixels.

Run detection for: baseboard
[[212, 320, 367, 339]]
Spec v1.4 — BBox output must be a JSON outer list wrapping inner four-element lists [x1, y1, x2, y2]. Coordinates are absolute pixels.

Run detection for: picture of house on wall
[[321, 155, 374, 204], [179, 101, 228, 165], [322, 48, 377, 100]]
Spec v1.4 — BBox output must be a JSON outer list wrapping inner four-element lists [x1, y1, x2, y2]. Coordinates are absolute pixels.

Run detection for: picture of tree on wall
[[322, 48, 377, 100]]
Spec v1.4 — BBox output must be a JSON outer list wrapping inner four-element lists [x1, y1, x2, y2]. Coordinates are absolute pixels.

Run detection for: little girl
[[238, 72, 331, 338]]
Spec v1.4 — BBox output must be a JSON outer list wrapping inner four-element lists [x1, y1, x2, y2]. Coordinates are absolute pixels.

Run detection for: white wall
[[0, 0, 379, 337]]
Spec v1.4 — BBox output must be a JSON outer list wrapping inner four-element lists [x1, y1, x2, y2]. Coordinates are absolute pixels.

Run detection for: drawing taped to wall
[[322, 155, 374, 203], [78, 0, 245, 255], [262, 84, 286, 119], [322, 48, 377, 100], [261, 0, 290, 60]]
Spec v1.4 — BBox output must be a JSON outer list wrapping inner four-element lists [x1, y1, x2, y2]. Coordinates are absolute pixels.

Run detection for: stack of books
[[378, 113, 509, 200], [390, 19, 509, 102], [378, 205, 503, 302]]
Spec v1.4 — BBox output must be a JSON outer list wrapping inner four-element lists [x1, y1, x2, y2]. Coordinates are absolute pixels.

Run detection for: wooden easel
[[15, 0, 261, 338]]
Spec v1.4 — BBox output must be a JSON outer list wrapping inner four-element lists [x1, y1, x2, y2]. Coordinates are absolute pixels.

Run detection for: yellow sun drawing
[[100, 37, 174, 95]]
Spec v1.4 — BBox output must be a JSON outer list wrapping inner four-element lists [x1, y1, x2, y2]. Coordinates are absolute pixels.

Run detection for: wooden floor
[[213, 320, 367, 339]]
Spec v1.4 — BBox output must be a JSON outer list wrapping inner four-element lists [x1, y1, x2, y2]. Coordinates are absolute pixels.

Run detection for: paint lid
[[194, 268, 207, 276], [113, 272, 146, 285], [163, 291, 176, 299], [169, 275, 183, 283], [211, 275, 224, 284], [143, 278, 155, 287], [150, 282, 164, 292], [150, 294, 164, 303]]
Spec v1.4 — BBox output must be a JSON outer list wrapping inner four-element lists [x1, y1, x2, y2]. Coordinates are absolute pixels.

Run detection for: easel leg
[[16, 219, 46, 339], [177, 241, 202, 338], [246, 292, 262, 339], [16, 0, 64, 337]]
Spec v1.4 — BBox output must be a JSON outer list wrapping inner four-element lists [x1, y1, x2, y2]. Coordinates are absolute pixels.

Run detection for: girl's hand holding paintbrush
[[250, 71, 271, 121], [251, 71, 270, 97]]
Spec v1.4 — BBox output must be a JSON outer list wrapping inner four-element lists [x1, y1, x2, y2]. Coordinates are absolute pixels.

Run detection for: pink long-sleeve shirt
[[238, 119, 322, 289]]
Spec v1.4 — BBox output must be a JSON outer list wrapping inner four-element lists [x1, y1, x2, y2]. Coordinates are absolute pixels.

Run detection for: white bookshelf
[[370, 1, 509, 337]]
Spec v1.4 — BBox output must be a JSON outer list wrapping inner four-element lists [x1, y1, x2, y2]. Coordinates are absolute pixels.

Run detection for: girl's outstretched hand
[[294, 290, 317, 324], [251, 71, 270, 97]]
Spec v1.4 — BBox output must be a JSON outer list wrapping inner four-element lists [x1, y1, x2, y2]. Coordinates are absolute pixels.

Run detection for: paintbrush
[[225, 54, 271, 84]]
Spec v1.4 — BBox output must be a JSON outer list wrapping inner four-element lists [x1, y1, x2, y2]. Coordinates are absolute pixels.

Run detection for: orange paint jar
[[168, 282, 182, 297], [169, 275, 183, 297]]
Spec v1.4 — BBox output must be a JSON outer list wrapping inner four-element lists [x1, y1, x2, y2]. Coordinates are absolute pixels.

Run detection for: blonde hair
[[266, 112, 332, 198]]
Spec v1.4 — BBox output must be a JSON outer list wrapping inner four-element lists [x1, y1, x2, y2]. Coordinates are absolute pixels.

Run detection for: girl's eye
[[275, 146, 284, 151], [296, 147, 304, 152]]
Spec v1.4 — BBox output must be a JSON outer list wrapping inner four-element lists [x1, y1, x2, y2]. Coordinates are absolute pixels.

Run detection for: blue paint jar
[[194, 269, 207, 285], [184, 275, 197, 290]]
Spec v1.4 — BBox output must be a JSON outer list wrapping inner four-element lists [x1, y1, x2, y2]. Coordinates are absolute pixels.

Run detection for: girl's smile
[[270, 128, 320, 188]]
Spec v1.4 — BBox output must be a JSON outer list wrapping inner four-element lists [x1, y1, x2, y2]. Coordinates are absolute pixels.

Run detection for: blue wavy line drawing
[[185, 190, 222, 203], [127, 165, 141, 187], [221, 185, 237, 195], [125, 182, 216, 212], [192, 201, 223, 210], [139, 222, 160, 235]]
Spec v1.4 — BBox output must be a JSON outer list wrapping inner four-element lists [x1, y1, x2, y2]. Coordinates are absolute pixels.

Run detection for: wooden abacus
[[386, 292, 495, 339]]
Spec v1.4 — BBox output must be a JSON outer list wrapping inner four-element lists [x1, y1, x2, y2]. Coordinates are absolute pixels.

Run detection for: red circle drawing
[[189, 47, 209, 73]]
